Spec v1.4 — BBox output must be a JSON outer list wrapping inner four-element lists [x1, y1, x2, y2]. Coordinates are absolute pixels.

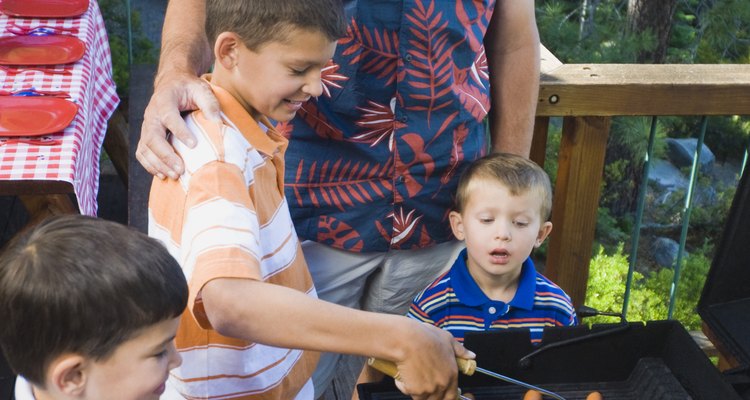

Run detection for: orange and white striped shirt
[[149, 80, 319, 400]]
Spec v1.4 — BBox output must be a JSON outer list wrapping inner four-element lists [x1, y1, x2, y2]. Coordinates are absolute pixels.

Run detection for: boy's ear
[[48, 354, 87, 397], [535, 221, 553, 248], [214, 32, 242, 69], [449, 211, 465, 240]]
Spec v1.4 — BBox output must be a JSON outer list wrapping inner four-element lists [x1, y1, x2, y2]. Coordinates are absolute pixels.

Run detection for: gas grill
[[358, 320, 744, 399], [359, 168, 750, 400]]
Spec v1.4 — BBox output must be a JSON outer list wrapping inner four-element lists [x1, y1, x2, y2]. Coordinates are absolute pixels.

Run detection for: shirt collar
[[14, 376, 36, 400], [200, 74, 287, 159], [450, 248, 537, 310]]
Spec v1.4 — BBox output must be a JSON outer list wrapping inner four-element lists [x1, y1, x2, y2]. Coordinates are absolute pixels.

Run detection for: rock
[[650, 237, 685, 268], [666, 138, 715, 173], [649, 159, 687, 191], [648, 158, 720, 209]]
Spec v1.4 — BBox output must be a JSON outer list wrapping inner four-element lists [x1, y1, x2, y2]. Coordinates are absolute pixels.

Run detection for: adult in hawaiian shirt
[[137, 1, 539, 399]]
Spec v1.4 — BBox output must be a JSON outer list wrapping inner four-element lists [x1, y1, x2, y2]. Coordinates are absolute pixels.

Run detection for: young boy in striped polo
[[408, 153, 578, 343]]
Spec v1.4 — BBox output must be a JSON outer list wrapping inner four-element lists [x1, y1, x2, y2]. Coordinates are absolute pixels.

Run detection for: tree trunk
[[627, 0, 678, 63], [579, 0, 602, 41]]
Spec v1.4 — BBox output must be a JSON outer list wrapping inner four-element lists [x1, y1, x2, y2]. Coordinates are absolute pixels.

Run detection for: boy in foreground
[[0, 215, 188, 400], [408, 153, 578, 342], [147, 0, 471, 399]]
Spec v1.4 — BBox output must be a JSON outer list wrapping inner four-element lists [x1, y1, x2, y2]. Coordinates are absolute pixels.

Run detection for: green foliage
[[694, 0, 750, 63], [682, 181, 737, 247], [584, 244, 711, 330], [99, 0, 156, 97], [584, 244, 634, 322], [538, 0, 749, 334], [594, 206, 630, 254], [600, 117, 668, 216], [639, 248, 712, 330], [542, 118, 563, 185], [536, 0, 650, 63], [663, 116, 750, 162]]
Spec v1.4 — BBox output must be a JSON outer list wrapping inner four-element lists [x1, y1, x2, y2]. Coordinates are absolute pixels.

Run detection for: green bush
[[584, 244, 711, 331]]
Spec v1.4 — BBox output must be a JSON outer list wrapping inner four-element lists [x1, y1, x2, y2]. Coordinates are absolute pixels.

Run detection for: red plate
[[0, 35, 86, 65], [0, 96, 78, 136], [0, 0, 89, 18]]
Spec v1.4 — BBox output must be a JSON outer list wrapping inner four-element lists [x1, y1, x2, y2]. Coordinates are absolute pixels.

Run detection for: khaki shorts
[[302, 240, 464, 399]]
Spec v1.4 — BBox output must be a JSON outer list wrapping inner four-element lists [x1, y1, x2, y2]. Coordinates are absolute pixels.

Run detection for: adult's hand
[[136, 70, 220, 179], [393, 321, 475, 400]]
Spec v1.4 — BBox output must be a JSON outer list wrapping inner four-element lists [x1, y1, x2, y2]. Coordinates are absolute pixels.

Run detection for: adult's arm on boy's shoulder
[[137, 0, 220, 180], [484, 0, 540, 158], [201, 278, 474, 400]]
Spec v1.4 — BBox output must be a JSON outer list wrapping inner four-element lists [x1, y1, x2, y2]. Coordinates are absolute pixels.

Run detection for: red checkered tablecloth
[[0, 0, 120, 215]]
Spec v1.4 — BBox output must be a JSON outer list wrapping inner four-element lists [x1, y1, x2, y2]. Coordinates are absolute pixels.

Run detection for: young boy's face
[[219, 27, 337, 122], [449, 178, 552, 294], [79, 317, 181, 400]]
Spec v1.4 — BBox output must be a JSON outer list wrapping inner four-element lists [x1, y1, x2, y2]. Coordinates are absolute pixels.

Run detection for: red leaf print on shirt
[[404, 0, 463, 125], [398, 133, 437, 197], [471, 48, 489, 87], [298, 101, 344, 140], [321, 61, 347, 98], [455, 1, 493, 53], [339, 19, 399, 85], [418, 224, 434, 248], [316, 215, 364, 251], [351, 98, 406, 150], [275, 121, 292, 139], [440, 123, 468, 185], [452, 68, 490, 122], [290, 158, 393, 211], [388, 207, 423, 247]]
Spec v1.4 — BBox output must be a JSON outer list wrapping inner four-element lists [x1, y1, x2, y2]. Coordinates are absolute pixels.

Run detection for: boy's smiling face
[[213, 26, 337, 122], [81, 317, 181, 400], [41, 317, 182, 400], [449, 178, 552, 299]]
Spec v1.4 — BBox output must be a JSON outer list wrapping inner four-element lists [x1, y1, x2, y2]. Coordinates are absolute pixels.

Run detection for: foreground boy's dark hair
[[0, 215, 188, 385], [205, 0, 347, 50]]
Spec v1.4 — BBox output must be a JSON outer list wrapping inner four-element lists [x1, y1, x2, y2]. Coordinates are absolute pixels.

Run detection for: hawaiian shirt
[[282, 0, 495, 252]]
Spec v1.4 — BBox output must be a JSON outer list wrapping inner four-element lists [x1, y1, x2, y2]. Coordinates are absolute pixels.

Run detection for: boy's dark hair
[[206, 0, 347, 51], [454, 153, 553, 220], [0, 215, 187, 385]]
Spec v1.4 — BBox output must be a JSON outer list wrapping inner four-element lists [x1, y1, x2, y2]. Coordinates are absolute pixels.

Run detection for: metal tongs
[[368, 357, 567, 400]]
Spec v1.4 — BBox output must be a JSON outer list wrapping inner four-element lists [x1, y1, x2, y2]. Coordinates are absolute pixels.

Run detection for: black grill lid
[[357, 321, 740, 400], [698, 166, 750, 369]]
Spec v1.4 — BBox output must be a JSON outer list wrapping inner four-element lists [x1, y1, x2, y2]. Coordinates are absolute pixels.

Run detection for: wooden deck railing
[[531, 47, 750, 306]]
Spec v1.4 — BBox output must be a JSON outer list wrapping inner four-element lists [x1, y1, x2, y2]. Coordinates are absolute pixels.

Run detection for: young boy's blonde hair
[[453, 152, 553, 220]]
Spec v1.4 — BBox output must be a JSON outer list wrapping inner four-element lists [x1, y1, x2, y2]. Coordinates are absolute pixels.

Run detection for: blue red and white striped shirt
[[408, 249, 577, 344]]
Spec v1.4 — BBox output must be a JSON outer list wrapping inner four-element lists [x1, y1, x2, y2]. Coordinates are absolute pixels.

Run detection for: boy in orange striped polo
[[148, 0, 473, 399], [408, 153, 578, 342]]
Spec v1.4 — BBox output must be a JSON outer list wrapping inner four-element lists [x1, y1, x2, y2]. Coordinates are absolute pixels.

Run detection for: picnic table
[[0, 0, 120, 223]]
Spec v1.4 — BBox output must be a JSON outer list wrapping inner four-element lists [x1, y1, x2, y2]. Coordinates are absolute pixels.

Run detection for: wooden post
[[544, 116, 611, 306], [530, 116, 550, 167]]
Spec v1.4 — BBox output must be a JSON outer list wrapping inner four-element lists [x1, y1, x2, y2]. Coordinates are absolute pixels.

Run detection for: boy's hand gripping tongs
[[367, 357, 567, 400]]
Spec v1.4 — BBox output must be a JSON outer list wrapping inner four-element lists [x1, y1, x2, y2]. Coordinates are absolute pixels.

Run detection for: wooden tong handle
[[367, 357, 477, 379]]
